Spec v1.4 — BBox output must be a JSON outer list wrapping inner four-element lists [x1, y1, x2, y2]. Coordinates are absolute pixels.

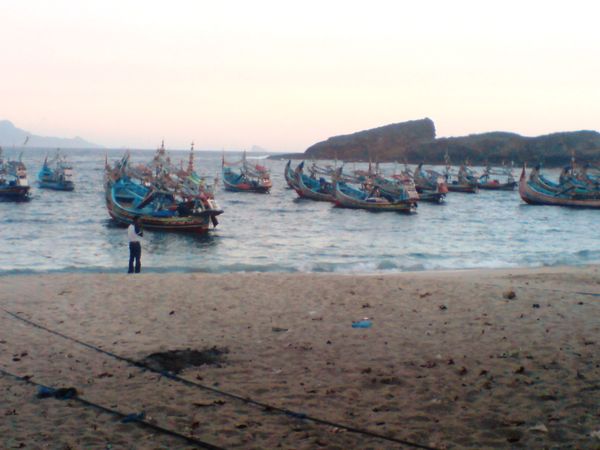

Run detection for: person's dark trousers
[[128, 242, 141, 273]]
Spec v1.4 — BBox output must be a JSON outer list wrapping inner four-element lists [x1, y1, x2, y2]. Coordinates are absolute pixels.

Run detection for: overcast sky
[[1, 0, 599, 151]]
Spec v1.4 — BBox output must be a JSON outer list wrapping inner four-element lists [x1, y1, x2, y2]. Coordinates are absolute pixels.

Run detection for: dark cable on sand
[[4, 309, 438, 450], [0, 367, 224, 450]]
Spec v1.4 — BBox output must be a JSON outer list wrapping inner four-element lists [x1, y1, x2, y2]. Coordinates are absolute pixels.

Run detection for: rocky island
[[277, 118, 600, 166]]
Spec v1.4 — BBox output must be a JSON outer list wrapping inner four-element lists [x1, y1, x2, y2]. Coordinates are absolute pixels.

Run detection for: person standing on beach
[[127, 217, 143, 273]]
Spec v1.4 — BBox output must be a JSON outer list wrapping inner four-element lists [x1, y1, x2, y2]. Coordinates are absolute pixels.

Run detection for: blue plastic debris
[[352, 320, 373, 328]]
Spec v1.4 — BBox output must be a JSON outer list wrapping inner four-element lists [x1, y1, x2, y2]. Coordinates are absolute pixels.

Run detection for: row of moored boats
[[3, 143, 600, 234], [0, 147, 74, 199], [283, 159, 516, 212]]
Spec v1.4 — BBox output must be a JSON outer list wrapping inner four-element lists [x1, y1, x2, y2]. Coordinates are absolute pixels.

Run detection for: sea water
[[1, 148, 599, 275]]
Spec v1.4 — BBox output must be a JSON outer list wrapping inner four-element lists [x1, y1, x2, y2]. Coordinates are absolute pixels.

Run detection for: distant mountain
[[278, 118, 600, 166], [0, 120, 101, 148]]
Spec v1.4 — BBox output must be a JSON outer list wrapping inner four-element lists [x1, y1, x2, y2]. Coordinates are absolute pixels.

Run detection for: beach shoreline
[[2, 266, 600, 448]]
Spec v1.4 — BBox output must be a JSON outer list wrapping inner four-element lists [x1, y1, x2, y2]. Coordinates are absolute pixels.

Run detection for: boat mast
[[187, 141, 195, 174]]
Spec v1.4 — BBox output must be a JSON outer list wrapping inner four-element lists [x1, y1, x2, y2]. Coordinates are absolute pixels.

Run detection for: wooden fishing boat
[[528, 164, 600, 197], [411, 164, 448, 202], [105, 178, 222, 232], [443, 151, 478, 193], [519, 164, 600, 208], [477, 178, 517, 190], [38, 150, 75, 191], [284, 160, 298, 189], [293, 161, 335, 202], [0, 148, 30, 200], [222, 152, 272, 193], [105, 144, 223, 232], [476, 166, 516, 190], [445, 165, 478, 193], [413, 164, 448, 193], [371, 173, 426, 204], [334, 181, 416, 212]]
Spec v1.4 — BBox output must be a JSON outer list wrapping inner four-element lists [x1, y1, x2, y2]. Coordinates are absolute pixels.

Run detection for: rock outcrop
[[304, 118, 436, 161]]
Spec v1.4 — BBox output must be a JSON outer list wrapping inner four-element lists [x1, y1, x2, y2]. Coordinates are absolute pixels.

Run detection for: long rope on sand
[[0, 367, 224, 450], [4, 309, 437, 450]]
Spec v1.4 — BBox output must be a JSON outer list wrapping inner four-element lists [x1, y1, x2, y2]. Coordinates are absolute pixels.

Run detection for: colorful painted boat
[[371, 173, 424, 203], [477, 166, 516, 190], [334, 181, 416, 212], [443, 151, 478, 193], [293, 161, 335, 202], [519, 164, 600, 208], [413, 164, 448, 193], [284, 160, 298, 189], [38, 150, 75, 191], [105, 144, 223, 232], [222, 152, 272, 193], [412, 164, 448, 201], [0, 148, 30, 200], [445, 166, 478, 193]]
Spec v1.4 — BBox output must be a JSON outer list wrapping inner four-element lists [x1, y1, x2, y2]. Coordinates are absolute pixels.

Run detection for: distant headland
[[0, 120, 101, 149], [273, 118, 600, 166]]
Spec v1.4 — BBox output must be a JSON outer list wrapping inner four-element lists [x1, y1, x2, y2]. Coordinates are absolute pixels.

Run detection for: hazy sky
[[1, 0, 599, 151]]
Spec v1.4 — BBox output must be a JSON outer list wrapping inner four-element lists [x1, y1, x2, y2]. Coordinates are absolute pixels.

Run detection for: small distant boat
[[105, 142, 223, 232], [0, 147, 30, 200], [38, 150, 75, 191], [222, 151, 272, 193], [477, 165, 516, 191], [519, 164, 600, 208], [334, 180, 417, 212], [293, 161, 335, 202]]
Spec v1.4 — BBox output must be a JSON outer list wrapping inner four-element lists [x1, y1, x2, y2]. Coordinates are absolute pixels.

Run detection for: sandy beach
[[2, 266, 600, 449]]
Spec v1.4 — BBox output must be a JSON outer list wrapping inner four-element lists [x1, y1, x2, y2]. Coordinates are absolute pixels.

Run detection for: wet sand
[[1, 266, 600, 449]]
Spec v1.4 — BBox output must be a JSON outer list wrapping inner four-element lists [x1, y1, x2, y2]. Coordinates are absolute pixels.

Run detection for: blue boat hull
[[38, 180, 75, 191]]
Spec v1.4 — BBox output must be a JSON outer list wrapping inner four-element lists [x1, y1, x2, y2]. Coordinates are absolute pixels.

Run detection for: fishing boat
[[412, 164, 448, 202], [334, 178, 417, 212], [370, 172, 430, 204], [0, 147, 30, 200], [443, 151, 478, 193], [222, 151, 272, 193], [105, 142, 223, 232], [284, 160, 298, 189], [519, 164, 600, 208], [293, 161, 335, 202], [38, 150, 75, 191], [477, 165, 516, 190], [445, 165, 478, 193]]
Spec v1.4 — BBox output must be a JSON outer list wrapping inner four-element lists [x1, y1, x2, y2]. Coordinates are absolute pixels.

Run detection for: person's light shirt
[[128, 224, 142, 243]]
